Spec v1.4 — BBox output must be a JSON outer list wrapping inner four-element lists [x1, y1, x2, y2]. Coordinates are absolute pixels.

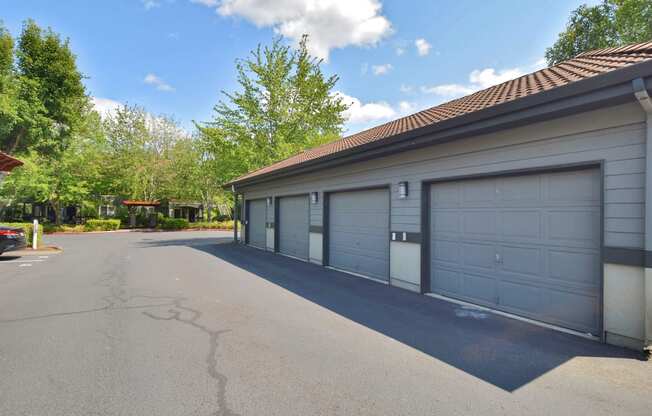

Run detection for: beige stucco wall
[[604, 263, 646, 349], [265, 228, 274, 251], [309, 232, 323, 265], [389, 241, 420, 292]]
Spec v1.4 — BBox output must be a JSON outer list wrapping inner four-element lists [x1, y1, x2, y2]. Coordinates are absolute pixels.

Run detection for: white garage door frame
[[274, 193, 311, 261], [420, 161, 605, 339], [323, 184, 391, 284]]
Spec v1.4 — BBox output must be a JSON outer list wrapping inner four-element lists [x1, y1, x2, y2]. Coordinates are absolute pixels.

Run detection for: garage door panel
[[463, 211, 496, 235], [432, 183, 460, 207], [433, 212, 460, 233], [463, 273, 497, 303], [501, 245, 542, 276], [430, 168, 602, 335], [432, 239, 461, 264], [546, 290, 599, 332], [500, 175, 541, 203], [432, 267, 462, 294], [501, 211, 541, 238], [548, 209, 600, 246], [329, 189, 389, 281], [248, 199, 266, 249], [278, 195, 309, 260], [463, 180, 496, 204], [548, 250, 600, 284], [498, 281, 544, 314], [547, 170, 600, 203], [461, 242, 496, 270]]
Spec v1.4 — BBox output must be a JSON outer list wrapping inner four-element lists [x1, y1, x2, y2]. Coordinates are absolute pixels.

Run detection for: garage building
[[228, 42, 652, 351]]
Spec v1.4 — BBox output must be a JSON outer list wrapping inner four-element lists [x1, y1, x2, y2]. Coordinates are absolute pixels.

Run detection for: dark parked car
[[0, 226, 27, 255]]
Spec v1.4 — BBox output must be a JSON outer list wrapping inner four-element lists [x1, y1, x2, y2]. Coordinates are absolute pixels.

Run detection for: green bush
[[0, 222, 43, 247], [43, 224, 85, 233], [158, 217, 189, 230], [84, 219, 121, 231], [191, 220, 238, 230]]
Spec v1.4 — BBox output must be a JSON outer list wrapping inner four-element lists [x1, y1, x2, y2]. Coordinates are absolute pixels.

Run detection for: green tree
[[102, 105, 184, 201], [0, 19, 88, 154], [168, 134, 230, 221], [546, 0, 652, 65], [199, 35, 347, 180]]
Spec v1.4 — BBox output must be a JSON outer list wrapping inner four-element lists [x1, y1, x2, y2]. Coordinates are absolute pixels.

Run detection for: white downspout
[[633, 77, 652, 350]]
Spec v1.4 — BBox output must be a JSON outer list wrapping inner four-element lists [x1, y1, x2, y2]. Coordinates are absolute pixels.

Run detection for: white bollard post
[[32, 219, 38, 250]]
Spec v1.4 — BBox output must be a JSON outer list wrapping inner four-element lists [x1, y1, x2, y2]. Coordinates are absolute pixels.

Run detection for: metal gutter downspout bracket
[[633, 77, 652, 350]]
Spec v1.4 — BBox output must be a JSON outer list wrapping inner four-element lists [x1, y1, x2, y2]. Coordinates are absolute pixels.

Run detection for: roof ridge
[[231, 40, 652, 184], [576, 40, 652, 58]]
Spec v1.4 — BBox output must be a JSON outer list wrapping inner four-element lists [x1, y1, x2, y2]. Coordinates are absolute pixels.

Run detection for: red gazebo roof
[[122, 200, 160, 207], [0, 151, 23, 172]]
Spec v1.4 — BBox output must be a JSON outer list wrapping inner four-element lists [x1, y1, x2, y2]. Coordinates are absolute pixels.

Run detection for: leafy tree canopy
[[199, 35, 347, 180], [0, 19, 88, 155], [546, 0, 652, 65]]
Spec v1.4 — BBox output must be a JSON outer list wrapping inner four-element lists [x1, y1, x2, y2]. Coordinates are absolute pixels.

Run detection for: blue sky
[[1, 0, 596, 134]]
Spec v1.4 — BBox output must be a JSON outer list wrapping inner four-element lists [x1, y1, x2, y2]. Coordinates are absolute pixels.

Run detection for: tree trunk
[[50, 200, 61, 225], [3, 126, 26, 154]]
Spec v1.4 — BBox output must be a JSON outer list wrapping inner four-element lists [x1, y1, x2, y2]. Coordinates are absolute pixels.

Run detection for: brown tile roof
[[233, 41, 652, 184], [0, 151, 23, 172]]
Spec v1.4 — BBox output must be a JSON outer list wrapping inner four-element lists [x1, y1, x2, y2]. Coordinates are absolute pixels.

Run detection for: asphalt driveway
[[0, 231, 649, 415]]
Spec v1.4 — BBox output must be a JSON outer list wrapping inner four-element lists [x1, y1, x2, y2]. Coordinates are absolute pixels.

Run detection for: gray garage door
[[278, 195, 310, 260], [247, 199, 267, 249], [329, 188, 389, 281], [430, 168, 601, 335]]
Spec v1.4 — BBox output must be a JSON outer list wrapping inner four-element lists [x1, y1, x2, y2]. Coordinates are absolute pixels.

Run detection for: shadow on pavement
[[140, 238, 645, 392]]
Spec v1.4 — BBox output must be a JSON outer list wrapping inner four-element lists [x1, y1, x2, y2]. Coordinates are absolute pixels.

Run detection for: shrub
[[84, 219, 121, 232], [191, 220, 238, 230], [43, 224, 85, 233], [158, 217, 189, 230], [0, 222, 43, 247]]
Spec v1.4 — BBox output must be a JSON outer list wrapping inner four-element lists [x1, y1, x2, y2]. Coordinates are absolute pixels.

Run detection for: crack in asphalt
[[0, 238, 238, 416], [100, 243, 238, 416], [143, 301, 237, 416]]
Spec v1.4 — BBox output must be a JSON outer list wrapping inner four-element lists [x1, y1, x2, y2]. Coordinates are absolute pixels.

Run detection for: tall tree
[[546, 0, 652, 65], [102, 105, 183, 201], [199, 35, 347, 180], [0, 19, 88, 154]]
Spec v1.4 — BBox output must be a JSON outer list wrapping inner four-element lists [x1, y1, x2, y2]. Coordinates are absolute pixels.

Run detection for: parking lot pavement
[[0, 230, 650, 416], [0, 250, 58, 268]]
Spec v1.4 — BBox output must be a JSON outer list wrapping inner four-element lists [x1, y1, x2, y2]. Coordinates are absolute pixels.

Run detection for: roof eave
[[227, 59, 652, 190]]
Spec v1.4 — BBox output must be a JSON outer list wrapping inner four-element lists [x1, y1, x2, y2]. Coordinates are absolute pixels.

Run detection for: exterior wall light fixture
[[398, 182, 409, 199], [310, 192, 319, 204]]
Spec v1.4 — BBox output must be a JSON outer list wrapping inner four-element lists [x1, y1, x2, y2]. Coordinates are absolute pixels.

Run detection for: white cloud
[[420, 84, 475, 97], [195, 0, 393, 61], [469, 67, 523, 89], [360, 62, 369, 75], [335, 91, 396, 124], [398, 100, 416, 114], [399, 84, 413, 94], [533, 57, 547, 69], [144, 73, 175, 92], [395, 47, 405, 56], [421, 66, 525, 99], [372, 63, 392, 75], [142, 0, 161, 10], [190, 0, 219, 5], [91, 97, 122, 118], [415, 38, 431, 56]]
